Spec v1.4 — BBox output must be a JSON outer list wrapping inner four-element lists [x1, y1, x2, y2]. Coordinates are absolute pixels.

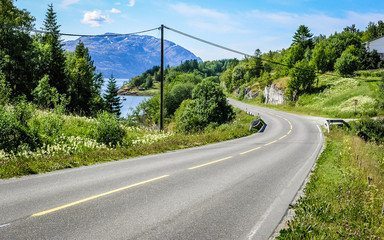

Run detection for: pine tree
[[104, 74, 122, 116], [42, 4, 67, 94], [66, 41, 105, 115], [292, 25, 313, 49]]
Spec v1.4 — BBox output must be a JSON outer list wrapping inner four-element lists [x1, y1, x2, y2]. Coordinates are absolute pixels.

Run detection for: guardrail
[[325, 119, 350, 133], [247, 111, 266, 132]]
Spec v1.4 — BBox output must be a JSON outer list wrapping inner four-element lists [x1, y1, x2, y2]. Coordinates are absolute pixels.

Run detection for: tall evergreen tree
[[66, 41, 105, 115], [292, 25, 313, 49], [104, 74, 122, 116], [41, 4, 67, 94]]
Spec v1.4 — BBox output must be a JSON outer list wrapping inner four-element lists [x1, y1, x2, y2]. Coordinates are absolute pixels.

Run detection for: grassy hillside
[[239, 71, 384, 118]]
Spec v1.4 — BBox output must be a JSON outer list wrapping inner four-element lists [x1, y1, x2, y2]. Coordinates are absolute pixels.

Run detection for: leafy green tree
[[66, 41, 105, 115], [104, 74, 121, 116], [175, 79, 234, 132], [41, 4, 67, 94], [334, 51, 359, 77], [0, 0, 38, 98], [327, 31, 361, 57], [32, 74, 59, 108], [287, 60, 316, 99], [292, 25, 313, 49], [164, 82, 194, 117], [284, 43, 306, 69]]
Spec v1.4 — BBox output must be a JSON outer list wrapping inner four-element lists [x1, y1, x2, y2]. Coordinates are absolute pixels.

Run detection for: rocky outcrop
[[264, 84, 285, 105], [235, 87, 259, 99]]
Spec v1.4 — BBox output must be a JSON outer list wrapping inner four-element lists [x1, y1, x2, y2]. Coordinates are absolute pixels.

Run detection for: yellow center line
[[264, 140, 278, 146], [287, 129, 292, 135], [32, 175, 170, 217], [240, 147, 261, 155], [279, 135, 287, 140], [188, 156, 233, 170]]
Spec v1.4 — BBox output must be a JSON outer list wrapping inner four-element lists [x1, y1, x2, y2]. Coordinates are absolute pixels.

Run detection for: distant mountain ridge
[[63, 33, 202, 79]]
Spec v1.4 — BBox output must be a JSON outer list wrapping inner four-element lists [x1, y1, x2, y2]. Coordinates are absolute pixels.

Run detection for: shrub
[[0, 101, 39, 152], [91, 111, 125, 146], [334, 52, 359, 77], [175, 79, 235, 133], [349, 117, 384, 143]]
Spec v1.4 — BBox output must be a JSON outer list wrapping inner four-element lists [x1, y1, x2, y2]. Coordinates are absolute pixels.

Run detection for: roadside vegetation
[[0, 105, 260, 179], [277, 124, 384, 239]]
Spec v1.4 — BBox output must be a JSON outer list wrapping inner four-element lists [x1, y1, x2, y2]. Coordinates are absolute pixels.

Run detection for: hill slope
[[63, 33, 202, 79]]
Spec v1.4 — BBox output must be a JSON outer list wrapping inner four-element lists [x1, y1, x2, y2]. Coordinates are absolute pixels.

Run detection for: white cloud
[[61, 0, 80, 7], [81, 10, 113, 27], [169, 3, 243, 33], [109, 8, 121, 14], [115, 2, 121, 5], [127, 0, 135, 7]]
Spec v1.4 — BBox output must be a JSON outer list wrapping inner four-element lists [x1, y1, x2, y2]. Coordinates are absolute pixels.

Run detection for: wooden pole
[[160, 25, 164, 131]]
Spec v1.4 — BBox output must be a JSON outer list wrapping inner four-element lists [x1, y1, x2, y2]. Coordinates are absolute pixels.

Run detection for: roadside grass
[[0, 109, 259, 179], [277, 127, 384, 239], [234, 72, 383, 118]]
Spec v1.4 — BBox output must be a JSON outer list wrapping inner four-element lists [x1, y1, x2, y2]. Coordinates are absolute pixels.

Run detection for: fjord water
[[102, 78, 151, 117]]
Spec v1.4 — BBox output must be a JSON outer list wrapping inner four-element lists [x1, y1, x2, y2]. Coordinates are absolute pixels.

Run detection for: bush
[[175, 79, 235, 132], [349, 117, 384, 143], [28, 111, 64, 145], [0, 101, 40, 152], [91, 111, 125, 146], [334, 52, 359, 77]]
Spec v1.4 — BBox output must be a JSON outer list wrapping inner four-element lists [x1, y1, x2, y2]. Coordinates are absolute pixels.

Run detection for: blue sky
[[15, 0, 384, 61]]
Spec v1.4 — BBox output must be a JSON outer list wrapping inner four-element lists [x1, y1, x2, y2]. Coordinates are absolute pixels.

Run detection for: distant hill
[[63, 33, 202, 79]]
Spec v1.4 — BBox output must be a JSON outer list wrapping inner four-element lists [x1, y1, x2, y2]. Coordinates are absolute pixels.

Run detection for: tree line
[[0, 1, 121, 116]]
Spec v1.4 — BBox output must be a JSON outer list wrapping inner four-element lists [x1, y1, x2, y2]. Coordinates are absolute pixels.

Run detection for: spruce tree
[[42, 4, 67, 94], [66, 41, 105, 115], [104, 74, 122, 116]]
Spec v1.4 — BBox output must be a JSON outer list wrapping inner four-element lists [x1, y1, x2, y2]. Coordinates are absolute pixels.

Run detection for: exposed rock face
[[235, 87, 259, 99], [63, 33, 202, 79], [264, 84, 285, 105]]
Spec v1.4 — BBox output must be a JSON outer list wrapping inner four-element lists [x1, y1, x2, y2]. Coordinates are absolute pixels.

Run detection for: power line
[[20, 26, 160, 38]]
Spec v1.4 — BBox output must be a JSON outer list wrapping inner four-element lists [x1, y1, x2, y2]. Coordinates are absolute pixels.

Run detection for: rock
[[264, 84, 285, 104]]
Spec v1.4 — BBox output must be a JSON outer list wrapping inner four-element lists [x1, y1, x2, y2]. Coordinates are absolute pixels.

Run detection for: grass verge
[[0, 110, 260, 179], [277, 127, 384, 239]]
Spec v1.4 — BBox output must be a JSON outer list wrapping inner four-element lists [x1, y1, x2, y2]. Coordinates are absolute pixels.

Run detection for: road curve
[[0, 99, 324, 240]]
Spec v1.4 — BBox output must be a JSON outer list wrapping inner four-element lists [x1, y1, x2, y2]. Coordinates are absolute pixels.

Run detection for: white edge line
[[0, 223, 10, 228]]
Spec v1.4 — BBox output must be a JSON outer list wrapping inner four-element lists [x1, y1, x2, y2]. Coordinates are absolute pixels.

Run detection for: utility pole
[[160, 25, 164, 131]]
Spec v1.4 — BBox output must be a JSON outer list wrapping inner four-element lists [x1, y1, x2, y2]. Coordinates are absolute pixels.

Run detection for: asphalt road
[[0, 99, 324, 240]]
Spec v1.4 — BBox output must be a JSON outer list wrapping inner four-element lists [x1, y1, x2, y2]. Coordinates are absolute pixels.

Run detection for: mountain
[[63, 33, 202, 79]]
